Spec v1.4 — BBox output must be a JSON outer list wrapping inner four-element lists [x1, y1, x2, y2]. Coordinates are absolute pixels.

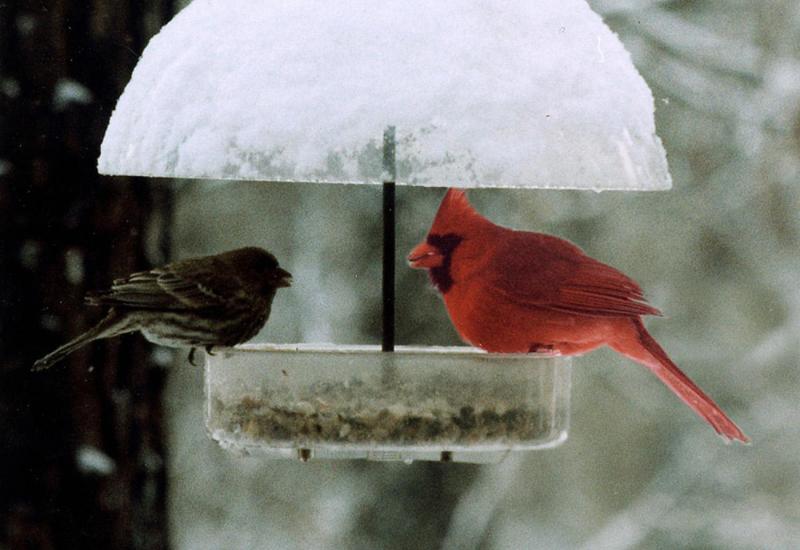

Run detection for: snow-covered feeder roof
[[98, 0, 671, 191]]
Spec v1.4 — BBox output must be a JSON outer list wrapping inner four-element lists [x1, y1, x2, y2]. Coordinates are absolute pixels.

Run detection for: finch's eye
[[259, 257, 278, 271]]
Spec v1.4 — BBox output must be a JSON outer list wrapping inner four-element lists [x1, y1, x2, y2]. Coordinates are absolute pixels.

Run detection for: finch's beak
[[408, 241, 443, 269], [275, 268, 293, 287]]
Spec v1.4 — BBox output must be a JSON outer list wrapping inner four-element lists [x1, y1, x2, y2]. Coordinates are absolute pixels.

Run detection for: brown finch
[[33, 247, 291, 371]]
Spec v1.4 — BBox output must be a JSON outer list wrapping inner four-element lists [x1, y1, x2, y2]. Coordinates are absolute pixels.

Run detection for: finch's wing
[[86, 270, 183, 309], [488, 232, 661, 318], [155, 258, 249, 308], [86, 257, 245, 310]]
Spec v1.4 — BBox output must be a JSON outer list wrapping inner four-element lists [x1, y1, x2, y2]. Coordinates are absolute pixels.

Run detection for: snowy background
[[161, 1, 800, 549], [3, 0, 798, 548]]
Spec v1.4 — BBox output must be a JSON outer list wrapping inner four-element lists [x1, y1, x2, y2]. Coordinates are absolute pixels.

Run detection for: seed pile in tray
[[210, 378, 551, 445]]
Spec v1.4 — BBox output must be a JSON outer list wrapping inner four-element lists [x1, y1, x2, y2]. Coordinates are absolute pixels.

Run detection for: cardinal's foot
[[188, 348, 199, 366], [527, 343, 560, 356]]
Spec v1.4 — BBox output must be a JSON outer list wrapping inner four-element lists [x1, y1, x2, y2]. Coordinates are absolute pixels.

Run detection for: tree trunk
[[1, 1, 175, 548]]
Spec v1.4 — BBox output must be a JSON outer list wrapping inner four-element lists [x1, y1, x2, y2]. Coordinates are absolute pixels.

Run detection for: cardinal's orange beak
[[408, 241, 443, 269]]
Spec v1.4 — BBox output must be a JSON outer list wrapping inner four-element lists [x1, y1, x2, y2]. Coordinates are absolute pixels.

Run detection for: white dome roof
[[99, 0, 671, 190]]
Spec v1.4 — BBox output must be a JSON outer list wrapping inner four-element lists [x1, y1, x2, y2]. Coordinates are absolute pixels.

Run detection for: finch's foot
[[188, 346, 215, 366]]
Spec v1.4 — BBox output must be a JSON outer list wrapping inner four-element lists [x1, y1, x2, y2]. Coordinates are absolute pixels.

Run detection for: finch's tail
[[32, 309, 135, 371], [610, 318, 749, 444]]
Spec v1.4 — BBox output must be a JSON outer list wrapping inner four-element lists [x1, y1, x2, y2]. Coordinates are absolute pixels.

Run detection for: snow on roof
[[98, 0, 671, 190]]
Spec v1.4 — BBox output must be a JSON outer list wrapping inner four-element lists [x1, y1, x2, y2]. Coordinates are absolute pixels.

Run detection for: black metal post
[[382, 126, 397, 352]]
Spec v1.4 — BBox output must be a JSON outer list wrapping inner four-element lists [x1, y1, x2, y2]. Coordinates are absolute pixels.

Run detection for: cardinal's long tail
[[609, 318, 749, 443], [32, 309, 135, 371]]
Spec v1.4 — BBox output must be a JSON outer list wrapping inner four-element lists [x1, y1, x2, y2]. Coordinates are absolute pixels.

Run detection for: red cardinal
[[408, 188, 748, 443]]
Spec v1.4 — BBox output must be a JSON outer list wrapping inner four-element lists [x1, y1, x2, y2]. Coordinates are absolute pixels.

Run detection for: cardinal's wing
[[86, 258, 243, 310], [487, 232, 661, 318]]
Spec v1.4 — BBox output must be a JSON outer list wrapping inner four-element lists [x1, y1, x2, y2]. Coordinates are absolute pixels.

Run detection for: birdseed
[[211, 387, 550, 446]]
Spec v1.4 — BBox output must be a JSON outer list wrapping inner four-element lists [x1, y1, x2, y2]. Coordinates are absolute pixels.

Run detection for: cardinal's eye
[[427, 233, 463, 255]]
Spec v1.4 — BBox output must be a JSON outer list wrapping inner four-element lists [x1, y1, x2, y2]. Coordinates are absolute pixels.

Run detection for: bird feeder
[[99, 0, 671, 463]]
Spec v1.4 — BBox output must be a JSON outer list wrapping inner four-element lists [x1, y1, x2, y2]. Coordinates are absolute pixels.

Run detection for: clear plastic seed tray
[[205, 344, 571, 463]]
